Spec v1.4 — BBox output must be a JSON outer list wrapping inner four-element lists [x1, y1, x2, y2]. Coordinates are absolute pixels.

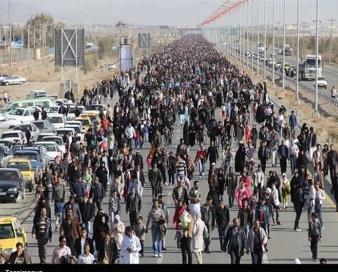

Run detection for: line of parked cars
[[0, 93, 105, 203], [0, 74, 26, 86]]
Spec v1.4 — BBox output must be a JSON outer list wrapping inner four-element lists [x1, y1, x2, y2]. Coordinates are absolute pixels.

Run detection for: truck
[[299, 55, 322, 81]]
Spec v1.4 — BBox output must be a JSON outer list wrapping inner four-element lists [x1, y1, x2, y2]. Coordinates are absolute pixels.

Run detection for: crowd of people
[[3, 34, 338, 265]]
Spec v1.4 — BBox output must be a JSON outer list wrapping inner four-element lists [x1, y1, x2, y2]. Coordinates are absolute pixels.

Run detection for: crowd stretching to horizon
[[3, 34, 338, 265]]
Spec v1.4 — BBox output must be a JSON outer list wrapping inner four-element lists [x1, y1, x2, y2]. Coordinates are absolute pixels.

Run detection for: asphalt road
[[2, 68, 338, 265], [225, 42, 338, 110]]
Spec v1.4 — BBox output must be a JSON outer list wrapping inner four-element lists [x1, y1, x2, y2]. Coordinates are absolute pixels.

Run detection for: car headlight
[[7, 187, 18, 193]]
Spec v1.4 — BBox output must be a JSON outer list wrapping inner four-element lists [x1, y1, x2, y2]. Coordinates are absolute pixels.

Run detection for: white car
[[0, 74, 9, 83], [66, 106, 85, 120], [26, 90, 47, 99], [36, 132, 55, 142], [10, 123, 40, 142], [34, 141, 62, 161], [1, 75, 26, 86], [108, 64, 117, 70], [47, 114, 66, 130], [1, 130, 26, 145], [314, 76, 328, 89], [42, 136, 66, 154], [64, 124, 84, 141], [6, 108, 35, 123]]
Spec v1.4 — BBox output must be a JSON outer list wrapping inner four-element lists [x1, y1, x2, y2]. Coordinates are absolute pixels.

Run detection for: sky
[[0, 0, 338, 27]]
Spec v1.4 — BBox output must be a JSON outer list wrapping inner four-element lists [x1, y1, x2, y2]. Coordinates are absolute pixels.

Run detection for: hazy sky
[[1, 0, 338, 27]]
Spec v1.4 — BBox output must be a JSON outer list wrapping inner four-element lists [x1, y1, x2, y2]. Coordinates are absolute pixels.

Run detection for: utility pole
[[246, 0, 249, 67], [263, 0, 267, 79], [315, 0, 320, 113], [282, 0, 286, 92], [256, 0, 260, 75], [27, 24, 30, 69], [272, 0, 275, 84], [251, 0, 254, 71], [328, 18, 336, 64], [296, 0, 300, 101]]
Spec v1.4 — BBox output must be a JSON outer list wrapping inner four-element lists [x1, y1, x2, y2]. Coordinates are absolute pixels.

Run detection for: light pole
[[272, 0, 275, 84], [296, 0, 300, 101], [282, 0, 286, 92], [328, 18, 336, 64], [256, 0, 260, 75], [315, 0, 319, 113], [251, 0, 254, 70], [263, 0, 267, 79], [246, 0, 249, 67]]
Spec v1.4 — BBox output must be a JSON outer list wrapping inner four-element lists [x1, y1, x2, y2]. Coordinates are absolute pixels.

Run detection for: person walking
[[200, 196, 215, 253], [74, 226, 94, 258], [120, 226, 142, 264], [315, 182, 325, 228], [308, 212, 322, 262], [226, 167, 237, 208], [293, 185, 304, 231], [246, 220, 268, 264], [278, 140, 289, 175], [223, 218, 247, 264], [191, 211, 208, 264], [148, 163, 162, 199], [146, 199, 166, 258], [32, 207, 52, 264], [77, 243, 95, 264], [8, 242, 32, 264], [51, 236, 72, 264], [215, 200, 230, 252]]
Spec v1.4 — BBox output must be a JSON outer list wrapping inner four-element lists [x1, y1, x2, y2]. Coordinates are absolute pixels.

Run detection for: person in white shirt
[[315, 182, 325, 228], [253, 165, 265, 196], [289, 139, 300, 175], [125, 123, 136, 148], [119, 226, 142, 264], [77, 243, 95, 264], [51, 236, 72, 264]]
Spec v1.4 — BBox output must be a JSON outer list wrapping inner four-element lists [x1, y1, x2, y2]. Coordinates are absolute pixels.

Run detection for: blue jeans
[[151, 224, 162, 255], [198, 160, 205, 176]]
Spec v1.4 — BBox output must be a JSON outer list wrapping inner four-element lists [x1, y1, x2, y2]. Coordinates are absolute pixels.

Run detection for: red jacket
[[173, 205, 186, 230]]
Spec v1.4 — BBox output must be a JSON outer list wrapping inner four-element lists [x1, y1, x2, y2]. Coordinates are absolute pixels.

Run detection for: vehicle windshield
[[66, 126, 80, 133], [79, 119, 90, 126], [0, 224, 15, 239], [1, 133, 19, 139], [9, 109, 24, 116], [7, 162, 30, 171], [48, 116, 63, 123], [37, 143, 56, 152], [0, 171, 19, 182], [33, 122, 44, 129], [318, 77, 325, 81], [306, 59, 321, 68], [88, 105, 102, 111], [43, 137, 62, 145], [14, 153, 38, 161]]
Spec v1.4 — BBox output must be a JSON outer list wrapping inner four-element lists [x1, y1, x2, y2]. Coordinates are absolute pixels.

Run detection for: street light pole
[[251, 0, 254, 70], [263, 0, 267, 79], [246, 0, 249, 67], [328, 18, 336, 64], [282, 0, 286, 92], [272, 0, 275, 84], [296, 0, 300, 101], [256, 0, 260, 75], [315, 0, 319, 113]]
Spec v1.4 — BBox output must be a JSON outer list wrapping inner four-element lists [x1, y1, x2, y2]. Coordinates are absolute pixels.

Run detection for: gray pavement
[[2, 50, 338, 265]]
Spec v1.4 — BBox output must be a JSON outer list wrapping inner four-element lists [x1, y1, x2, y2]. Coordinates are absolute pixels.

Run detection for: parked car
[[0, 168, 25, 202], [5, 158, 35, 192], [0, 217, 27, 257], [0, 74, 10, 83], [6, 108, 35, 123], [314, 76, 328, 89], [26, 90, 47, 99], [1, 75, 26, 86], [1, 130, 26, 145], [34, 141, 62, 162], [42, 136, 65, 154], [47, 114, 66, 130], [31, 119, 53, 132], [108, 63, 117, 70], [10, 123, 40, 142]]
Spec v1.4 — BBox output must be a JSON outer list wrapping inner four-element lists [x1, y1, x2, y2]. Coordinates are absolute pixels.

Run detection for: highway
[[1, 83, 338, 264], [224, 41, 338, 114]]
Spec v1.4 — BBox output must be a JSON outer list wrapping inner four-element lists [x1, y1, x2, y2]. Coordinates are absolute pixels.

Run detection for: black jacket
[[224, 226, 246, 256], [74, 237, 94, 256], [79, 201, 95, 224], [215, 206, 230, 228], [172, 186, 189, 206]]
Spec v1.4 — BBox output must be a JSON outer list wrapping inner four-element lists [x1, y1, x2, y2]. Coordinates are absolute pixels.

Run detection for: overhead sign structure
[[120, 44, 134, 72], [138, 33, 151, 49], [55, 28, 84, 67]]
